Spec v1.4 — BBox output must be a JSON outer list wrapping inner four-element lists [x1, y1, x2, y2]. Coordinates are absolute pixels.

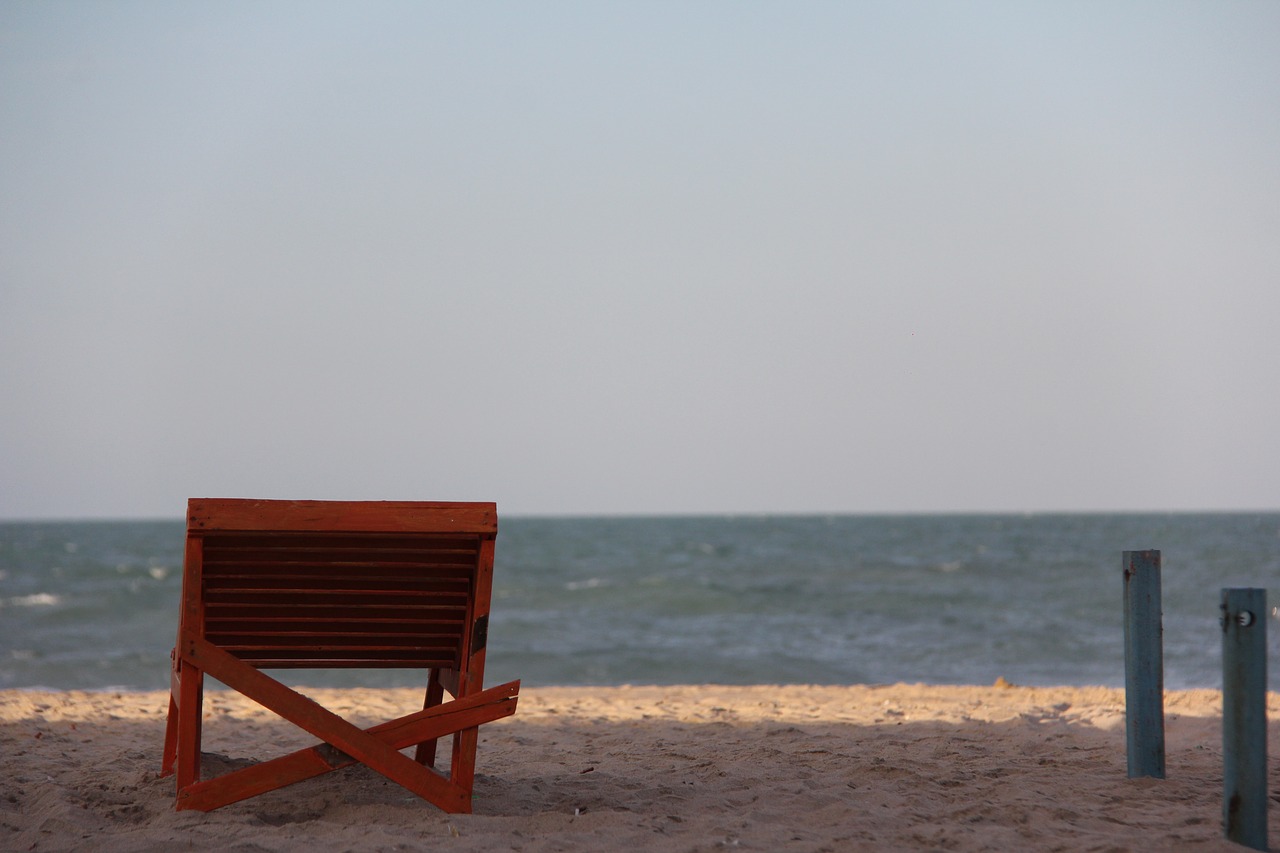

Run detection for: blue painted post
[[1123, 550, 1165, 778], [1222, 587, 1267, 851]]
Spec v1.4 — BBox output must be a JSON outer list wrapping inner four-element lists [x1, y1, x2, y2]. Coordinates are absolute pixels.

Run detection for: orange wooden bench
[[160, 498, 519, 813]]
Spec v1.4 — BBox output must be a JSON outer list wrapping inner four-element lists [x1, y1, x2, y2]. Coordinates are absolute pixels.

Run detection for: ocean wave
[[0, 593, 63, 608], [565, 578, 608, 591]]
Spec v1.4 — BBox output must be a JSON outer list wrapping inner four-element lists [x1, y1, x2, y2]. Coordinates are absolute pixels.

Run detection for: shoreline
[[2, 683, 1273, 851]]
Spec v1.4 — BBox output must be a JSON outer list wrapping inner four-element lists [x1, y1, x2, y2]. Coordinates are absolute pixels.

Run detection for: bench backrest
[[181, 499, 497, 670]]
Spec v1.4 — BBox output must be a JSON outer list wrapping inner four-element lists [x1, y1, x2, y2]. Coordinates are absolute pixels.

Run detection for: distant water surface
[[2, 513, 1278, 691]]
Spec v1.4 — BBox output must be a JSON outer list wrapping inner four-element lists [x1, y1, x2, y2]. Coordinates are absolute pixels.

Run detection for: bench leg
[[172, 660, 205, 791], [184, 636, 474, 811], [176, 678, 519, 812], [414, 668, 447, 766]]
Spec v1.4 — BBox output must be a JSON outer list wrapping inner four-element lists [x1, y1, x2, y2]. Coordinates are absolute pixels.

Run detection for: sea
[[2, 513, 1279, 692]]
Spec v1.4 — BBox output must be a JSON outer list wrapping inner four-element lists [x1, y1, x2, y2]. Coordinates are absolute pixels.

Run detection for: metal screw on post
[[1221, 588, 1267, 851], [1123, 550, 1165, 778]]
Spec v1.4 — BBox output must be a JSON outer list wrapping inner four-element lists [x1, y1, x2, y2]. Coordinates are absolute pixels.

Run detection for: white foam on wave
[[565, 578, 607, 591], [0, 593, 63, 608]]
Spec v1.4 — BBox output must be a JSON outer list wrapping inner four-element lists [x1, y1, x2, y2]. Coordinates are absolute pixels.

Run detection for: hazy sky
[[3, 2, 1279, 519]]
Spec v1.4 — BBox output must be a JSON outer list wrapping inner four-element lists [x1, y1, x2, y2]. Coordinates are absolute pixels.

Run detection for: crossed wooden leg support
[[161, 636, 519, 813]]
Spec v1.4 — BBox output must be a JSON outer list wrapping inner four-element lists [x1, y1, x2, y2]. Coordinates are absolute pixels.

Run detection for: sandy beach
[[2, 682, 1276, 851]]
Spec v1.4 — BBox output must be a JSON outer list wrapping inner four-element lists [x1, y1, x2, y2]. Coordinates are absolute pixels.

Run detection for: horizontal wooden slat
[[204, 565, 471, 579], [202, 533, 482, 550], [204, 555, 473, 569], [204, 579, 470, 596], [188, 499, 496, 536], [207, 599, 467, 614], [206, 616, 464, 634], [211, 637, 462, 649], [207, 628, 462, 640], [232, 653, 458, 666], [205, 603, 464, 620], [203, 565, 473, 579], [205, 589, 468, 605], [204, 581, 471, 594], [204, 559, 477, 575], [203, 542, 479, 562], [212, 650, 461, 661], [211, 632, 466, 667]]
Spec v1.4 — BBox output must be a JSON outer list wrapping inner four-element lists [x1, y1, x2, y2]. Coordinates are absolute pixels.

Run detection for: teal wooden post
[[1123, 550, 1165, 778], [1221, 587, 1267, 851]]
